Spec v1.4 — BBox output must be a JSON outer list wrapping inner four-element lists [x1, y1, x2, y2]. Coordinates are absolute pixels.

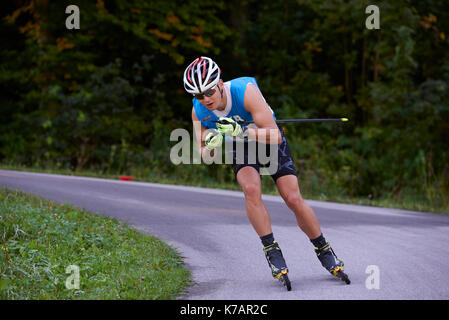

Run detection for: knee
[[283, 192, 304, 208], [241, 183, 262, 203]]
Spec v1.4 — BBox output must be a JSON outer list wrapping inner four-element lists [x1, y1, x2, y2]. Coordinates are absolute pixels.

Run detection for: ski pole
[[213, 118, 349, 125]]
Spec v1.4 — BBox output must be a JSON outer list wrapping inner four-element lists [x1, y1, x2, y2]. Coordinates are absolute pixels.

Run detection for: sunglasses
[[193, 86, 217, 100]]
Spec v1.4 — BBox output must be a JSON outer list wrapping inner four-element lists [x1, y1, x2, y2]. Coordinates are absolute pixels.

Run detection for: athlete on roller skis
[[183, 56, 350, 290]]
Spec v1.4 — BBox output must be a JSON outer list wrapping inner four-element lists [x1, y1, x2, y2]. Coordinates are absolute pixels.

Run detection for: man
[[183, 56, 350, 289]]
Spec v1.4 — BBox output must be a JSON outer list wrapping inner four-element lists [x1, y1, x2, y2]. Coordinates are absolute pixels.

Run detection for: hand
[[205, 130, 223, 150], [216, 117, 243, 137]]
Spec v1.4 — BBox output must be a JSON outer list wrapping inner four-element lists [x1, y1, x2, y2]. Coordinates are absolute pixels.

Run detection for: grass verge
[[0, 187, 191, 299]]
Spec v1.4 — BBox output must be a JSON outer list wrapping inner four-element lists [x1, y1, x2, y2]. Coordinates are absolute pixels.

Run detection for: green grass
[[0, 187, 191, 299], [1, 163, 448, 214]]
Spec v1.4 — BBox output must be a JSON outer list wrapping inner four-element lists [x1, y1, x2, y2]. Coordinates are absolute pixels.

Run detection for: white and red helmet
[[183, 56, 221, 95]]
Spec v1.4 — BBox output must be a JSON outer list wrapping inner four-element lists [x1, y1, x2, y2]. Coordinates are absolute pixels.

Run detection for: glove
[[216, 117, 244, 137], [205, 129, 223, 150]]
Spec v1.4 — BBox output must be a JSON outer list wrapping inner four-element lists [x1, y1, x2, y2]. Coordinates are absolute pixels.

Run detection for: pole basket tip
[[341, 118, 349, 122]]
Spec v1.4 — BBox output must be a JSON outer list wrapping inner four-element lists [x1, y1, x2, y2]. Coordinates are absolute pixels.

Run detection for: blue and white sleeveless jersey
[[192, 77, 276, 130]]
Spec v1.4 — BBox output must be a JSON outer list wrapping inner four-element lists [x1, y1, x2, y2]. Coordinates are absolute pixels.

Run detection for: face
[[194, 80, 224, 111]]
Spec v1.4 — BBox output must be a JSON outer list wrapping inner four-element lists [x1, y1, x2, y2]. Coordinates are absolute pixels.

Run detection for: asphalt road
[[1, 169, 449, 300]]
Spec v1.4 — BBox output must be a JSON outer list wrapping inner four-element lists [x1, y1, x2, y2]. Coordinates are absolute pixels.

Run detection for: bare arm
[[243, 84, 281, 144]]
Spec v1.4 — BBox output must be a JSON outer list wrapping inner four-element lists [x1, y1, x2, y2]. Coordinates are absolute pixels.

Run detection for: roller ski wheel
[[315, 242, 350, 285], [279, 270, 292, 291], [332, 266, 351, 285]]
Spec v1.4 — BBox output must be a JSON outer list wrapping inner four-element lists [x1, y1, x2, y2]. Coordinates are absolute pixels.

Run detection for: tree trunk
[[361, 37, 367, 87], [34, 0, 51, 45], [344, 35, 352, 104], [373, 34, 381, 82]]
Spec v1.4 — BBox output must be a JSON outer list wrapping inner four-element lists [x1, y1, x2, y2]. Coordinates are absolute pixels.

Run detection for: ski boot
[[314, 242, 350, 284], [263, 241, 291, 291]]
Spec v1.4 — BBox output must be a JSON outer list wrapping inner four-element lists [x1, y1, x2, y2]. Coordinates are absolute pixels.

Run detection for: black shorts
[[230, 125, 297, 182]]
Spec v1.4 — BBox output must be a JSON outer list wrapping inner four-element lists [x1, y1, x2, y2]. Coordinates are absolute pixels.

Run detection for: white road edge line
[[0, 169, 434, 218]]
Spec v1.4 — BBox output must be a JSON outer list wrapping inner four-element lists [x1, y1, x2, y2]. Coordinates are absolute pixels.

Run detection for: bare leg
[[275, 175, 322, 239], [236, 166, 272, 236]]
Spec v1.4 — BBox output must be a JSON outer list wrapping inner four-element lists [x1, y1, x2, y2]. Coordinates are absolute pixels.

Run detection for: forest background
[[1, 0, 448, 213]]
